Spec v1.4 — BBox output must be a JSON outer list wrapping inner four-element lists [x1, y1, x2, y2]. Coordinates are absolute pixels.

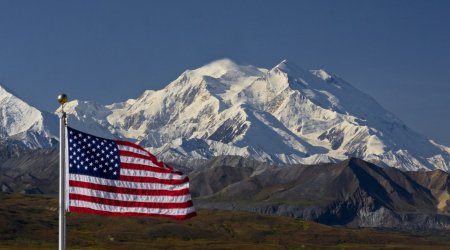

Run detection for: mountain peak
[[192, 59, 264, 80], [273, 59, 304, 73], [59, 59, 450, 171], [204, 58, 239, 69], [194, 58, 239, 76], [310, 69, 333, 81], [0, 84, 14, 100], [0, 84, 57, 148]]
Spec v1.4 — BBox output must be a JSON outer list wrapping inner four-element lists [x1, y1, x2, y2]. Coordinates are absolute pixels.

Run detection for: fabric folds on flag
[[66, 126, 196, 220]]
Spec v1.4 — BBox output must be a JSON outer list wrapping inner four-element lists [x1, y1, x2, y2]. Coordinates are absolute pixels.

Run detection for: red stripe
[[116, 141, 174, 170], [119, 151, 164, 166], [69, 206, 196, 220], [119, 175, 189, 184], [69, 180, 191, 196], [69, 193, 193, 209], [120, 163, 184, 175], [116, 141, 166, 168], [115, 140, 148, 152]]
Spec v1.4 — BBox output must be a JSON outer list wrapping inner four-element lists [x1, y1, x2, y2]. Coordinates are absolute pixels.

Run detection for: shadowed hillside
[[1, 150, 449, 228], [191, 158, 450, 228]]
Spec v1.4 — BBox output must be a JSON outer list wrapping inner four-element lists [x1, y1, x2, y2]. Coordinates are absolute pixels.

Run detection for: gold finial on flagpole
[[58, 93, 68, 105], [58, 93, 68, 113]]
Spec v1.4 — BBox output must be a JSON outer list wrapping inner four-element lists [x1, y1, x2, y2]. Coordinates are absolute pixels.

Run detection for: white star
[[93, 167, 97, 171], [84, 166, 88, 170], [103, 169, 107, 173], [113, 171, 117, 175]]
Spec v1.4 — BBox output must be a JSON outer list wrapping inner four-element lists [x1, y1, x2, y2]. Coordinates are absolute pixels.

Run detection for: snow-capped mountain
[[0, 85, 58, 148], [60, 59, 450, 171]]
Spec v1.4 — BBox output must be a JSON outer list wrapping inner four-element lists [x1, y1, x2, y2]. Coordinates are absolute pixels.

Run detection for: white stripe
[[117, 145, 149, 157], [69, 174, 189, 191], [69, 186, 192, 203], [70, 200, 195, 215], [120, 156, 160, 168], [120, 169, 185, 180]]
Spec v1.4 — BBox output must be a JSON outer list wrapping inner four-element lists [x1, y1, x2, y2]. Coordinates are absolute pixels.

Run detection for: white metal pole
[[58, 94, 67, 250]]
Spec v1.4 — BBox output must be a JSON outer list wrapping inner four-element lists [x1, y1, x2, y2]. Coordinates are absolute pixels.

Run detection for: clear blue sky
[[0, 0, 449, 145]]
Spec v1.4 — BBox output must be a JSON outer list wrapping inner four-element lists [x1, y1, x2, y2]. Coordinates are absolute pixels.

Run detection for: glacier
[[58, 59, 450, 171], [1, 59, 449, 171]]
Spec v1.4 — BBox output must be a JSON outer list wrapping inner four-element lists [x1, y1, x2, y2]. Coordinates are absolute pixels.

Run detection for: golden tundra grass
[[0, 193, 449, 250]]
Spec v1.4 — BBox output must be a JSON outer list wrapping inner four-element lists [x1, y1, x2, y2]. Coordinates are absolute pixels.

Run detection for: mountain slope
[[191, 157, 450, 229], [61, 59, 450, 171], [0, 85, 58, 149]]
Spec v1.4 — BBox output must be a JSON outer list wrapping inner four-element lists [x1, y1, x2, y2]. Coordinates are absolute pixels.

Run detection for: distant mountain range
[[1, 59, 449, 229], [1, 149, 448, 229], [1, 59, 449, 171]]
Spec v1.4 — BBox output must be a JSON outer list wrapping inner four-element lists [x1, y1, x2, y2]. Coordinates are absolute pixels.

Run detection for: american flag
[[66, 126, 196, 220]]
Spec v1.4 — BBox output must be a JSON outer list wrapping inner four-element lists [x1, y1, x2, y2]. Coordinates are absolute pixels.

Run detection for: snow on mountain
[[62, 59, 449, 171], [0, 85, 57, 148]]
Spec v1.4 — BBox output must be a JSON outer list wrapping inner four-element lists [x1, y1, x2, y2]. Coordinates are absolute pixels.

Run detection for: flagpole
[[58, 94, 68, 250]]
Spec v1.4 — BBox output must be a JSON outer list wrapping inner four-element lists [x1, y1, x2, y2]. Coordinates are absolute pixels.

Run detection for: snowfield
[[1, 59, 449, 171]]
